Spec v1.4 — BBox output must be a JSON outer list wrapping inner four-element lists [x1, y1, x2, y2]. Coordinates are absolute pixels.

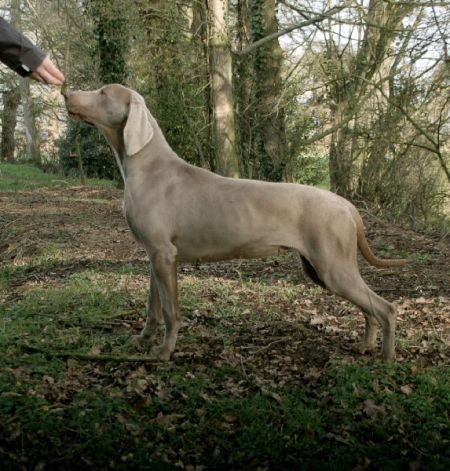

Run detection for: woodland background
[[1, 2, 449, 469], [0, 0, 449, 232]]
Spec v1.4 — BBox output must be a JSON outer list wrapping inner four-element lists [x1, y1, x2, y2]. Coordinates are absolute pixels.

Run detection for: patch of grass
[[0, 267, 138, 363], [375, 244, 410, 259], [3, 357, 447, 470], [407, 251, 437, 262], [0, 163, 113, 191], [2, 259, 449, 469]]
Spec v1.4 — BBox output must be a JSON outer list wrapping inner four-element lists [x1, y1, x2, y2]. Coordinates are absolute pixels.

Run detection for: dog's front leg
[[150, 247, 180, 361], [134, 269, 163, 348]]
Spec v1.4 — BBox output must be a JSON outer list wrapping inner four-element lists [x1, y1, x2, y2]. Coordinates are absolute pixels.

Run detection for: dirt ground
[[1, 185, 449, 366]]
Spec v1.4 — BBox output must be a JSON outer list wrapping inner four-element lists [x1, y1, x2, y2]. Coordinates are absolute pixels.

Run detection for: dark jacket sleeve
[[0, 17, 46, 76]]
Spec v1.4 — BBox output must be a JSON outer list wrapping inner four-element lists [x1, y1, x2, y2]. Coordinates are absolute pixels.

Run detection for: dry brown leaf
[[400, 385, 414, 395], [363, 399, 387, 419]]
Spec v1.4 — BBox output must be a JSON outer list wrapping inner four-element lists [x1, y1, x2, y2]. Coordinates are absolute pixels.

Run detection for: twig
[[236, 4, 347, 56], [20, 343, 160, 363], [239, 356, 249, 381], [253, 337, 290, 355]]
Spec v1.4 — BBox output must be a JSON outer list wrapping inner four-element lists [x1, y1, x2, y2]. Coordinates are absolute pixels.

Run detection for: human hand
[[30, 56, 65, 86]]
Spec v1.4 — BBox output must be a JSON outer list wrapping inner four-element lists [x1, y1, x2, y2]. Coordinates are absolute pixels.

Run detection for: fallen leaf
[[310, 316, 325, 326], [90, 346, 101, 355], [151, 413, 184, 426], [0, 391, 22, 397], [363, 399, 387, 419], [223, 414, 238, 423], [400, 385, 413, 395], [415, 297, 434, 304]]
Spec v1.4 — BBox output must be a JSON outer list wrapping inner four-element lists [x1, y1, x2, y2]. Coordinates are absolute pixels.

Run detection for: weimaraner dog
[[64, 84, 406, 362]]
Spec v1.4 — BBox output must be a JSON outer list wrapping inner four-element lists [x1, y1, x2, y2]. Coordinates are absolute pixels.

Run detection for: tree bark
[[206, 0, 239, 177], [8, 0, 39, 164], [19, 78, 40, 164], [236, 0, 287, 181], [329, 102, 354, 195], [258, 0, 288, 181], [1, 87, 20, 163], [235, 0, 253, 176]]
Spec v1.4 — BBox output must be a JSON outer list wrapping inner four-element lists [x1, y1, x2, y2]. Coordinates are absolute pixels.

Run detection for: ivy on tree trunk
[[236, 0, 288, 181]]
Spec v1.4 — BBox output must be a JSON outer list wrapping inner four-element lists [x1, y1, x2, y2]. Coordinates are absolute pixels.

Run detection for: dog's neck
[[98, 125, 127, 182]]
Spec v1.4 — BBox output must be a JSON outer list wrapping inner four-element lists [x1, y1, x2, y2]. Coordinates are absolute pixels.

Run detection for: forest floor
[[0, 168, 449, 470]]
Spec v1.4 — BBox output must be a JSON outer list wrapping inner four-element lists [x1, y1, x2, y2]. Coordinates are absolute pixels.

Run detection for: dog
[[64, 84, 406, 361]]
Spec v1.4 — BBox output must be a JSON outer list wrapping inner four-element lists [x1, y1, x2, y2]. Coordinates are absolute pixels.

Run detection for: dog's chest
[[122, 197, 143, 244]]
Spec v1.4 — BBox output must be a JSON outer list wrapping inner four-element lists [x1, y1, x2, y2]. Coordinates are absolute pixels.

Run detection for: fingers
[[30, 56, 65, 86]]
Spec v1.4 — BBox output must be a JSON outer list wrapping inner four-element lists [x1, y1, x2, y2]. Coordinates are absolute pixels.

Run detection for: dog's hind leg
[[319, 262, 396, 361]]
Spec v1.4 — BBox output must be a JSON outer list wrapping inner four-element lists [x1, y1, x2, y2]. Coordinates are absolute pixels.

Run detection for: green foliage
[[85, 0, 129, 85], [132, 3, 212, 168], [357, 73, 449, 229], [292, 151, 330, 186], [56, 0, 129, 182], [235, 0, 287, 181], [57, 121, 117, 180]]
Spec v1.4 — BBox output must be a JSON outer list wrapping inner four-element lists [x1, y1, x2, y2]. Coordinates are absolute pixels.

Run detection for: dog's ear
[[123, 91, 154, 156]]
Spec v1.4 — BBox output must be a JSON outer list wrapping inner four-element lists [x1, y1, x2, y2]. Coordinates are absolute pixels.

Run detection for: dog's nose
[[61, 87, 70, 99]]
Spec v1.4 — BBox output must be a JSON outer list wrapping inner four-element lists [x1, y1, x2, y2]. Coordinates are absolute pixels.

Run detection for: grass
[[0, 165, 449, 470], [0, 162, 113, 191], [1, 256, 449, 469]]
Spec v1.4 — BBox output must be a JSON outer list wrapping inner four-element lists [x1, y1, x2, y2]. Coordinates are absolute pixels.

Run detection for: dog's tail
[[355, 213, 408, 268]]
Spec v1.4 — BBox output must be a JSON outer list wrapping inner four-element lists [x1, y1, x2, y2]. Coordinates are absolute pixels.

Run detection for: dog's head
[[63, 84, 154, 156]]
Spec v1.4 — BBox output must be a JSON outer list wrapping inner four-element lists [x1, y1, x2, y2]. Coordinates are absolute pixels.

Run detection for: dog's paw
[[132, 334, 151, 350], [381, 349, 396, 362], [151, 345, 172, 362], [359, 343, 377, 355]]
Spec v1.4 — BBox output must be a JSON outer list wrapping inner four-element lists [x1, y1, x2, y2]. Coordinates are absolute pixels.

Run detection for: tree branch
[[20, 343, 161, 363], [299, 112, 356, 147], [368, 79, 450, 182], [236, 4, 347, 56]]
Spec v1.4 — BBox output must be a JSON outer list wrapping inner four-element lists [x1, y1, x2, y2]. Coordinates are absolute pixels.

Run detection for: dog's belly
[[176, 243, 288, 263]]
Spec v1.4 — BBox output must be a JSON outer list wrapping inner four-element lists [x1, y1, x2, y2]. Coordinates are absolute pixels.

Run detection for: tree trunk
[[8, 0, 39, 164], [258, 0, 288, 181], [86, 0, 129, 187], [206, 0, 239, 177], [191, 0, 215, 171], [19, 78, 40, 164], [1, 87, 21, 163], [329, 111, 353, 195], [235, 0, 253, 176], [237, 0, 287, 181], [90, 0, 129, 85]]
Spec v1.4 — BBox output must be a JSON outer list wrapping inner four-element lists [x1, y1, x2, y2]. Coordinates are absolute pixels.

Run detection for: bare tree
[[206, 0, 239, 177], [322, 0, 414, 196]]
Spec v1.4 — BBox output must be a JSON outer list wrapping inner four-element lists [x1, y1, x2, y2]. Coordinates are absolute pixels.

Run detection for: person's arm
[[0, 17, 64, 85]]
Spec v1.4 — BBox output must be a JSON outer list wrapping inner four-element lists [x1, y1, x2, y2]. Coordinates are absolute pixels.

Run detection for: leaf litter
[[0, 186, 449, 469]]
